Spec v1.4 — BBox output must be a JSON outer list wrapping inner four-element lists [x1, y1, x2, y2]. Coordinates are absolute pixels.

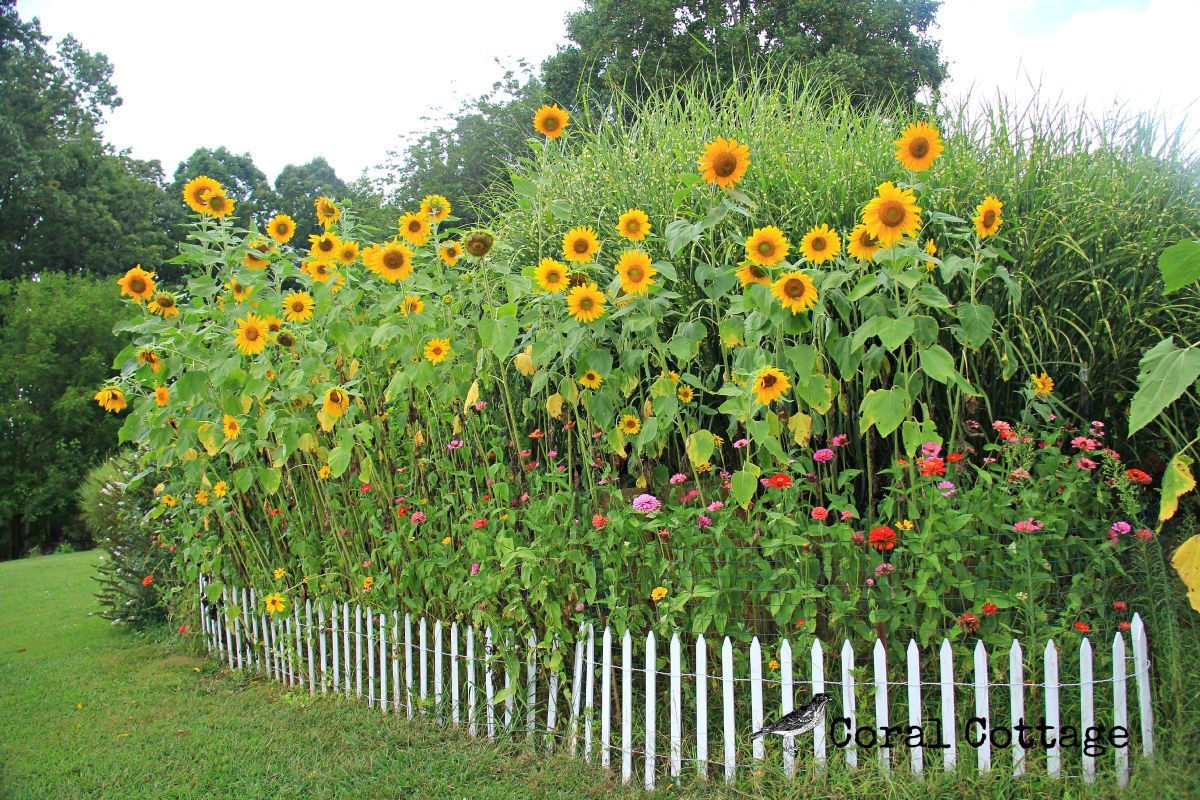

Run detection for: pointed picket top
[[973, 640, 990, 773], [905, 639, 922, 777], [872, 639, 889, 772], [1079, 636, 1095, 783], [938, 638, 956, 770], [1008, 638, 1026, 777], [1044, 638, 1061, 778], [1130, 613, 1154, 756]]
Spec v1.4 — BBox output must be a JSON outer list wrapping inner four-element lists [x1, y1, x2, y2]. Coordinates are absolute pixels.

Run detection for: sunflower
[[698, 137, 751, 189], [227, 278, 253, 303], [771, 271, 819, 314], [318, 465, 332, 479], [566, 282, 606, 323], [677, 385, 694, 404], [533, 104, 570, 139], [424, 338, 452, 364], [862, 182, 922, 248], [263, 315, 283, 333], [267, 214, 296, 243], [562, 226, 600, 264], [194, 490, 208, 506], [579, 370, 603, 389], [401, 294, 425, 316], [799, 224, 841, 264], [894, 122, 944, 172], [336, 239, 359, 265], [439, 240, 463, 266], [94, 387, 126, 413], [463, 231, 494, 258], [615, 249, 656, 295], [924, 239, 937, 256], [735, 262, 771, 287], [204, 191, 234, 219], [282, 290, 315, 322], [323, 387, 350, 418], [182, 175, 223, 214], [305, 260, 338, 283], [212, 480, 227, 498], [619, 414, 641, 436], [744, 226, 789, 267], [315, 196, 340, 228], [846, 224, 881, 261], [137, 348, 161, 373], [233, 313, 268, 356], [329, 270, 345, 293], [241, 238, 273, 270], [150, 291, 179, 318], [616, 209, 651, 241], [535, 258, 570, 292], [155, 386, 169, 407], [118, 265, 156, 303], [973, 195, 1004, 238], [398, 211, 432, 246], [420, 194, 452, 223], [264, 593, 287, 615], [275, 330, 296, 348], [308, 232, 341, 263], [223, 414, 241, 440], [753, 366, 790, 406], [1031, 372, 1054, 398], [364, 240, 414, 282]]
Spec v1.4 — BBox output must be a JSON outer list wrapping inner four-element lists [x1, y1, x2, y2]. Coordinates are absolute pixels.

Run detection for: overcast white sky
[[17, 0, 1199, 182]]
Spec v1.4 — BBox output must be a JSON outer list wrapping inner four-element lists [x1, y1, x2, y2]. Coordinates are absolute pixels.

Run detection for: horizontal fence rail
[[198, 577, 1154, 789]]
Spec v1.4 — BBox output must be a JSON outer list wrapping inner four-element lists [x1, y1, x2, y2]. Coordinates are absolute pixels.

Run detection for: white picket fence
[[198, 578, 1154, 788]]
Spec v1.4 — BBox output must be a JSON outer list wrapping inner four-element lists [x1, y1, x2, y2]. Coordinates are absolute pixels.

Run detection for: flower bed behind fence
[[199, 577, 1155, 789]]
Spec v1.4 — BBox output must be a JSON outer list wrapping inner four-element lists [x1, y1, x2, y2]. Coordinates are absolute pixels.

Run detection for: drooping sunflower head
[[771, 270, 819, 314], [894, 121, 944, 172], [155, 386, 170, 407], [533, 104, 570, 139], [94, 386, 127, 413], [182, 175, 223, 214], [753, 366, 791, 406], [118, 265, 156, 303], [463, 230, 494, 258], [846, 224, 881, 261], [336, 239, 359, 265], [264, 315, 283, 333], [698, 137, 751, 189], [204, 191, 235, 219], [744, 226, 789, 267], [267, 214, 296, 243], [616, 209, 651, 241], [365, 240, 414, 282], [398, 211, 432, 246], [222, 414, 241, 440], [282, 290, 315, 322], [1031, 371, 1054, 398], [323, 387, 350, 419], [402, 294, 425, 316], [800, 224, 841, 265], [227, 278, 253, 303], [862, 182, 922, 248], [535, 258, 569, 293], [562, 226, 600, 264], [974, 195, 1004, 238], [424, 338, 452, 364], [150, 291, 179, 318], [579, 370, 603, 389], [619, 414, 641, 436], [241, 238, 273, 270], [308, 231, 341, 263], [566, 282, 606, 323], [233, 313, 268, 356], [439, 241, 463, 266], [735, 261, 771, 287], [615, 249, 656, 295], [315, 196, 341, 228], [305, 260, 338, 283], [137, 348, 162, 373], [677, 385, 694, 404], [275, 329, 296, 348], [420, 194, 452, 223]]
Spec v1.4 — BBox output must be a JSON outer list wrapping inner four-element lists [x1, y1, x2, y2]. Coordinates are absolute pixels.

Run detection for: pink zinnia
[[697, 514, 713, 528], [830, 434, 849, 448], [707, 500, 724, 513], [632, 494, 661, 513], [470, 563, 481, 576], [547, 450, 558, 458], [921, 441, 942, 458], [411, 511, 426, 524], [811, 506, 829, 521], [1013, 518, 1043, 533], [474, 400, 488, 411], [669, 472, 688, 485], [1076, 457, 1098, 470], [733, 438, 749, 449], [813, 448, 834, 463], [840, 510, 854, 521]]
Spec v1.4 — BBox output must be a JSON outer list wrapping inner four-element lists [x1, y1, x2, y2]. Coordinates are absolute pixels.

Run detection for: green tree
[[0, 273, 126, 558]]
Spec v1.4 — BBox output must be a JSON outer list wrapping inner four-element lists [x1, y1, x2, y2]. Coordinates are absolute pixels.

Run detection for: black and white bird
[[750, 693, 832, 739]]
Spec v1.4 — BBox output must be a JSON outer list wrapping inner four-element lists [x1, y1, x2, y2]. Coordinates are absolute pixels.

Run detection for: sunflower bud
[[463, 231, 494, 258]]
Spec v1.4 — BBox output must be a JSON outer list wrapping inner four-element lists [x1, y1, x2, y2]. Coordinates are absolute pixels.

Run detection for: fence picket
[[367, 607, 376, 707], [466, 625, 476, 736], [601, 627, 612, 769], [670, 632, 682, 777], [1009, 639, 1025, 777], [546, 641, 559, 751], [903, 640, 922, 776], [939, 639, 956, 770], [526, 634, 537, 739], [840, 639, 857, 769], [873, 639, 890, 772], [305, 598, 315, 695], [434, 620, 444, 722], [750, 637, 764, 762], [645, 630, 656, 791], [1080, 637, 1095, 783], [568, 634, 584, 754], [404, 613, 413, 717], [485, 627, 496, 739], [780, 639, 795, 779], [233, 588, 243, 671], [392, 612, 401, 713], [583, 625, 594, 761], [1113, 632, 1129, 788], [621, 630, 632, 784], [451, 623, 460, 724], [722, 637, 735, 784], [223, 588, 235, 669], [354, 605, 363, 698], [973, 640, 990, 773], [242, 588, 253, 669], [1045, 639, 1061, 778], [1131, 614, 1154, 756], [292, 605, 302, 686], [318, 602, 327, 693], [504, 643, 514, 730], [379, 613, 388, 715], [696, 634, 708, 779], [342, 603, 350, 696], [420, 617, 428, 713]]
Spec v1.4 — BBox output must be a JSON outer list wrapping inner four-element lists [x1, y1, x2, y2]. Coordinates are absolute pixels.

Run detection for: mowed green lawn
[[2, 552, 1197, 800]]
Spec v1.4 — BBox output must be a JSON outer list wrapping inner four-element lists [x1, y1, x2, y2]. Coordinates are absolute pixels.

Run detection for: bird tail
[[750, 727, 766, 740]]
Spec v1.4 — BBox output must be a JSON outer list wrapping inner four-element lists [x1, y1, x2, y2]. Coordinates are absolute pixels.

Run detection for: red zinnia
[[765, 473, 792, 489], [868, 525, 897, 551], [1112, 600, 1127, 611], [471, 517, 487, 529], [919, 457, 946, 477], [1119, 621, 1131, 631], [958, 612, 980, 634], [1125, 469, 1152, 485], [982, 602, 999, 616], [947, 452, 965, 463], [1073, 621, 1091, 634], [142, 575, 154, 586], [592, 513, 609, 530]]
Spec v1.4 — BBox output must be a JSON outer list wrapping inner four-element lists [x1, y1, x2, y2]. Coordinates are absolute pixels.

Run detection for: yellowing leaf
[[463, 380, 480, 413], [788, 412, 812, 447], [685, 431, 715, 467], [546, 393, 564, 417], [348, 358, 360, 379], [240, 394, 253, 414], [1171, 534, 1200, 613], [1159, 453, 1196, 525], [196, 423, 218, 456], [452, 414, 462, 434], [297, 433, 318, 453], [317, 409, 336, 433], [513, 346, 535, 376]]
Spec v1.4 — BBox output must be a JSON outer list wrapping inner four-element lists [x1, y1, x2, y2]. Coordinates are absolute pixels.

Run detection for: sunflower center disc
[[882, 204, 904, 225], [713, 152, 737, 177], [910, 139, 929, 158]]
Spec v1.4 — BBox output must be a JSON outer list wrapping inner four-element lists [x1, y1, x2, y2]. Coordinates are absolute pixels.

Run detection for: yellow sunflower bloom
[[282, 290, 315, 322], [771, 271, 819, 314], [308, 232, 341, 263], [1031, 372, 1054, 398], [615, 249, 656, 295], [894, 122, 944, 172], [318, 465, 332, 479], [94, 387, 126, 413], [974, 195, 1004, 238], [233, 313, 268, 356], [535, 258, 570, 292], [424, 338, 452, 364], [117, 265, 156, 303], [846, 224, 881, 261], [227, 278, 253, 303], [194, 490, 208, 506], [264, 593, 287, 615], [579, 370, 603, 389], [137, 348, 162, 373], [420, 194, 452, 223], [182, 176, 223, 214], [336, 239, 359, 265], [651, 586, 668, 602], [401, 295, 425, 316], [753, 366, 790, 406], [862, 182, 922, 248], [735, 262, 771, 287], [924, 239, 937, 256], [562, 226, 600, 264], [364, 240, 414, 282], [150, 292, 179, 318], [323, 387, 350, 418], [212, 481, 226, 498], [566, 282, 606, 323], [241, 238, 273, 270], [619, 414, 641, 436], [263, 315, 283, 333], [222, 414, 241, 440], [799, 224, 841, 264], [616, 209, 651, 241], [154, 385, 169, 407], [267, 214, 296, 243], [439, 240, 463, 266], [398, 211, 432, 247], [315, 196, 340, 228], [744, 226, 789, 267], [698, 137, 750, 189], [677, 385, 694, 404], [305, 261, 338, 283], [533, 104, 570, 139], [203, 191, 234, 219]]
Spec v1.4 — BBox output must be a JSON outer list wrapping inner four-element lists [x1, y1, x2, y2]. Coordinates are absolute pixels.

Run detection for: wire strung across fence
[[197, 577, 1154, 789]]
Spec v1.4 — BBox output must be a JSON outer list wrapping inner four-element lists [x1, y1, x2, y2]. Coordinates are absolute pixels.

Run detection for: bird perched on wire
[[751, 693, 833, 739]]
